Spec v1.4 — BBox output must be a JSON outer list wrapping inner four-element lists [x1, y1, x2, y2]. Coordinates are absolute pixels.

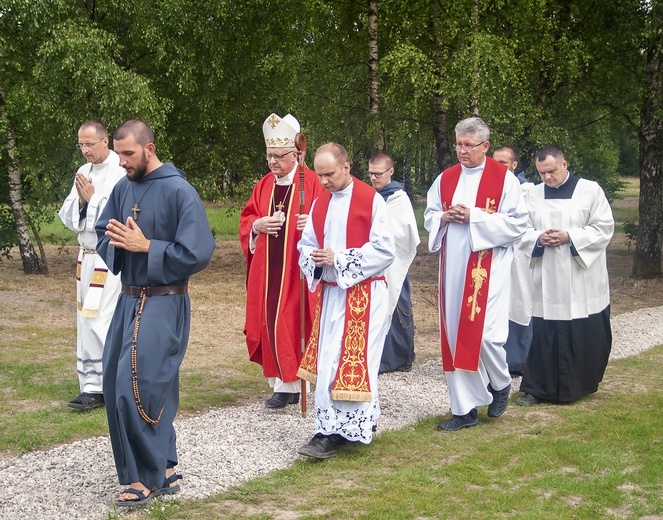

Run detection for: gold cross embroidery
[[132, 203, 141, 220], [467, 250, 488, 321], [482, 198, 496, 214], [267, 114, 280, 128]]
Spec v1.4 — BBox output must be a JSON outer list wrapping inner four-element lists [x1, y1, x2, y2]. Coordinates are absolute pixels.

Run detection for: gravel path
[[2, 305, 662, 519]]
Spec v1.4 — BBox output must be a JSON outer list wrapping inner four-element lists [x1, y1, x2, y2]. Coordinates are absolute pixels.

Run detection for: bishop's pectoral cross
[[132, 203, 141, 221], [273, 201, 285, 238]]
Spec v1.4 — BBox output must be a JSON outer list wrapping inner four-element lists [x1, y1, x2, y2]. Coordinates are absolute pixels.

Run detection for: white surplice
[[520, 178, 614, 320], [424, 161, 528, 416], [298, 180, 394, 443], [509, 181, 534, 326], [59, 151, 125, 394], [383, 189, 420, 315]]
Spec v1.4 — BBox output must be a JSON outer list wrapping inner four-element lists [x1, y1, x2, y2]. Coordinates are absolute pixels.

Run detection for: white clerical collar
[[274, 165, 297, 186], [91, 152, 112, 170], [461, 159, 486, 176], [553, 170, 571, 189], [332, 178, 354, 197]]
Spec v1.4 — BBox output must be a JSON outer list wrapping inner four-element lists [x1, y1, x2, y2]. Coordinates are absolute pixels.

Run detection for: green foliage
[[623, 220, 639, 250], [0, 0, 654, 261]]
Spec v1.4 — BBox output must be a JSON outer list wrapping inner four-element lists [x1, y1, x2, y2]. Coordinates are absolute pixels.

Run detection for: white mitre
[[263, 113, 300, 147]]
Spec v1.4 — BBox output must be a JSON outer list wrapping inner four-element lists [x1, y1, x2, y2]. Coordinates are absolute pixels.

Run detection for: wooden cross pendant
[[132, 203, 141, 221]]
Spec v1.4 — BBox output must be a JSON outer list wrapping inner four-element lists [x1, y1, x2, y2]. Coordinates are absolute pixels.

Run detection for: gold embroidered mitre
[[263, 113, 300, 147]]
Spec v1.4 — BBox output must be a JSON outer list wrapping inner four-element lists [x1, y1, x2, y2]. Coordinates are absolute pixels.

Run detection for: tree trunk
[[433, 94, 453, 172], [1, 88, 46, 275], [430, 3, 453, 173], [632, 4, 663, 279], [367, 0, 384, 152]]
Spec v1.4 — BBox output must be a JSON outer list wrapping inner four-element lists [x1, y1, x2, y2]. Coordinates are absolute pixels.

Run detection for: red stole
[[297, 178, 378, 402], [439, 158, 507, 372]]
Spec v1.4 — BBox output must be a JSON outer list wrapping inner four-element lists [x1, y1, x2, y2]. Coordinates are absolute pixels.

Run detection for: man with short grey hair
[[424, 117, 528, 431]]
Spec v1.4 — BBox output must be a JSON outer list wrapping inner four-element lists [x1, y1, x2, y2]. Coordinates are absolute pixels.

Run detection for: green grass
[[136, 345, 663, 520], [37, 205, 242, 244], [205, 205, 241, 240], [0, 323, 263, 452]]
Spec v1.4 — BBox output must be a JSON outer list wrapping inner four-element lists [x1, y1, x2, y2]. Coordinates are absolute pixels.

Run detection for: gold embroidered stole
[[297, 178, 377, 402], [76, 248, 108, 318], [439, 159, 507, 371]]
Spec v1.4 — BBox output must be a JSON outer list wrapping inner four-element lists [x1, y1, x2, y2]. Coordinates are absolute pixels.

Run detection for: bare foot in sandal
[[115, 482, 153, 507], [159, 469, 182, 495]]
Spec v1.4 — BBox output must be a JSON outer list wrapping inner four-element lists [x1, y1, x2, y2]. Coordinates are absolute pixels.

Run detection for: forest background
[[1, 0, 661, 276]]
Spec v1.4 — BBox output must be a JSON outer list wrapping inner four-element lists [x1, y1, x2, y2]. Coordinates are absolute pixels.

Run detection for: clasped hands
[[75, 173, 95, 205], [538, 229, 570, 248], [310, 247, 335, 267], [106, 217, 150, 253], [442, 203, 470, 224], [253, 213, 308, 235]]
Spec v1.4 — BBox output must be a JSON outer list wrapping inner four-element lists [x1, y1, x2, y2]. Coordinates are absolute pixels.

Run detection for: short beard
[[127, 164, 148, 182], [127, 152, 149, 182]]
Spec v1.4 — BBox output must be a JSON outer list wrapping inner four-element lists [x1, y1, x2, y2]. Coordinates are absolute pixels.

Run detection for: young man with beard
[[96, 119, 216, 507]]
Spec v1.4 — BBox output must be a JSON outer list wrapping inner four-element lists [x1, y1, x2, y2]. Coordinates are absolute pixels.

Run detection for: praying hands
[[106, 217, 151, 253]]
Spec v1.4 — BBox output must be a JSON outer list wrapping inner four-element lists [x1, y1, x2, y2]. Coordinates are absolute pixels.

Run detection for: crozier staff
[[239, 113, 324, 410]]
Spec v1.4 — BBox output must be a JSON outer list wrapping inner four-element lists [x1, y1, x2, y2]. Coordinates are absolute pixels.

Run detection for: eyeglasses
[[76, 138, 105, 150], [453, 141, 486, 152], [265, 150, 296, 162], [367, 167, 392, 178]]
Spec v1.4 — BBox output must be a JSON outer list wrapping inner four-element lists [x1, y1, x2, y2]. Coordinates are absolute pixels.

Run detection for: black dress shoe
[[264, 392, 300, 409], [297, 434, 338, 459], [487, 384, 510, 418], [515, 393, 544, 406], [330, 434, 359, 447], [437, 408, 478, 431], [67, 392, 104, 411]]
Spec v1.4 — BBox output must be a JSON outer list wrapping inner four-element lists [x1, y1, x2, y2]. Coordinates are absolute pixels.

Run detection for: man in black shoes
[[424, 118, 527, 433], [517, 146, 613, 407], [239, 113, 325, 410]]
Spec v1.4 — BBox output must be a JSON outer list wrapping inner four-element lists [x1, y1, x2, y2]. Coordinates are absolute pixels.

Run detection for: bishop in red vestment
[[239, 113, 324, 408]]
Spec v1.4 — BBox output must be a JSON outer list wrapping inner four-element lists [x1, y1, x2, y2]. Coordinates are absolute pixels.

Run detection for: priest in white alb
[[59, 120, 124, 411], [424, 117, 528, 431], [516, 146, 614, 406], [297, 142, 394, 459]]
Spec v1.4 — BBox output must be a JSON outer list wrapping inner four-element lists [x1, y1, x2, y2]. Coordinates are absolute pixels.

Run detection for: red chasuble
[[439, 157, 507, 372], [239, 167, 325, 382], [297, 178, 379, 402]]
